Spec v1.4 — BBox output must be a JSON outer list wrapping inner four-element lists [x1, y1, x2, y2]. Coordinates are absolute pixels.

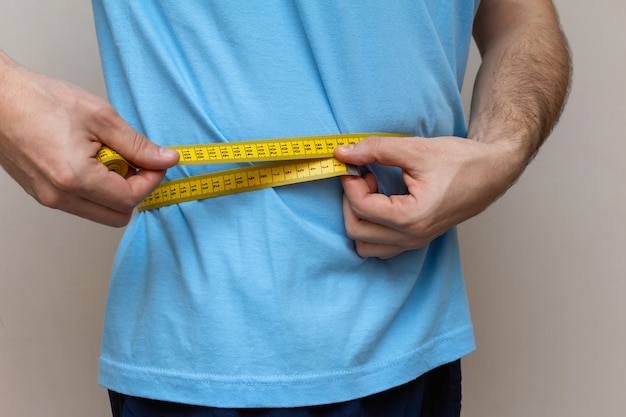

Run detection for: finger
[[334, 135, 425, 167], [340, 174, 419, 229], [91, 107, 179, 170], [342, 194, 418, 246], [23, 162, 139, 226], [34, 151, 165, 216], [78, 159, 167, 213], [354, 241, 407, 259], [344, 200, 408, 259], [53, 194, 135, 227]]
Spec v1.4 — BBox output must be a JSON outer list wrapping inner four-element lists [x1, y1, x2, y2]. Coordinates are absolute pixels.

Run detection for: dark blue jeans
[[109, 360, 462, 417]]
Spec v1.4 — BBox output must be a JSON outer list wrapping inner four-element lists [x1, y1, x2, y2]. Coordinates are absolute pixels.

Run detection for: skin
[[0, 52, 179, 227], [334, 0, 571, 259], [0, 0, 570, 252]]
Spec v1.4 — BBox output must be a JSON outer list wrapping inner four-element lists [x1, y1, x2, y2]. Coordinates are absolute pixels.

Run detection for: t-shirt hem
[[98, 324, 475, 408]]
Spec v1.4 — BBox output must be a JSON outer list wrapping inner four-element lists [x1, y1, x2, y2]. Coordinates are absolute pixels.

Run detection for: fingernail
[[337, 144, 355, 152], [160, 147, 179, 158]]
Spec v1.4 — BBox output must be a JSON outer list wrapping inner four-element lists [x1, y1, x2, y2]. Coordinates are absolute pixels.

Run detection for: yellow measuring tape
[[97, 133, 394, 211]]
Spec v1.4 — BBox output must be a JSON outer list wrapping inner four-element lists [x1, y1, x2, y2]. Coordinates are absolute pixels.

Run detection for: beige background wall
[[0, 1, 624, 416]]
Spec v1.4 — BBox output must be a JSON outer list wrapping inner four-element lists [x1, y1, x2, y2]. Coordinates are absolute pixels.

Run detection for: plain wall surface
[[1, 1, 624, 416], [0, 2, 121, 416], [460, 1, 626, 416]]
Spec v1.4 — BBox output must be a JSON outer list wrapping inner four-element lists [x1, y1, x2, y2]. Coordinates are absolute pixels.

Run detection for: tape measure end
[[346, 164, 360, 176], [97, 145, 136, 178]]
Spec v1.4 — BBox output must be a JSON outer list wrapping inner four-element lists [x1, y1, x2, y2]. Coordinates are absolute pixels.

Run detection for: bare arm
[[334, 0, 571, 259], [469, 0, 571, 166], [0, 50, 179, 226]]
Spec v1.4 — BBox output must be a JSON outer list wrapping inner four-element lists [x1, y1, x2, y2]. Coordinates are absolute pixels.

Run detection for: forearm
[[469, 0, 571, 169]]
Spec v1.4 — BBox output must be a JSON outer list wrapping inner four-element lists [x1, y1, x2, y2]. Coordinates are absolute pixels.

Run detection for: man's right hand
[[0, 52, 179, 226]]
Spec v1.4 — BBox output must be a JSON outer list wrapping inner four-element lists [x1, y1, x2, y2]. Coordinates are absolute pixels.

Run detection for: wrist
[[470, 115, 541, 163], [469, 128, 533, 182]]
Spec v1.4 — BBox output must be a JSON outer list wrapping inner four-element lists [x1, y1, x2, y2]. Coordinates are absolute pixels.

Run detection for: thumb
[[97, 109, 179, 170], [334, 135, 418, 167]]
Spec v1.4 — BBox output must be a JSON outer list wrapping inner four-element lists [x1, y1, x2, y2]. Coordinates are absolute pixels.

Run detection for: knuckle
[[345, 229, 359, 241], [407, 222, 439, 248], [33, 187, 64, 209], [349, 205, 367, 220], [109, 215, 132, 228], [91, 102, 120, 124], [117, 199, 137, 214], [408, 222, 429, 240], [354, 241, 371, 258], [31, 168, 83, 209], [342, 218, 361, 240], [128, 131, 150, 156], [48, 166, 84, 195]]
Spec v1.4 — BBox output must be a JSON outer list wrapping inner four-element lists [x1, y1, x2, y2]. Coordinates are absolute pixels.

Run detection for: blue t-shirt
[[93, 0, 478, 408]]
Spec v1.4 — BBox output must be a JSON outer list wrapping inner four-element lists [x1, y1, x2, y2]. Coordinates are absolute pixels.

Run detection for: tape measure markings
[[169, 133, 380, 164], [97, 133, 397, 210], [138, 157, 357, 211], [96, 146, 133, 178]]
